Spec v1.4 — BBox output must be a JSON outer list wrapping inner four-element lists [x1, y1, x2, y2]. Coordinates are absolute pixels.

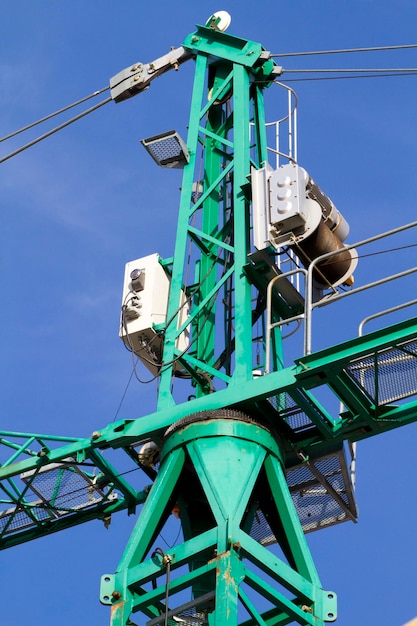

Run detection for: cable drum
[[291, 219, 358, 288]]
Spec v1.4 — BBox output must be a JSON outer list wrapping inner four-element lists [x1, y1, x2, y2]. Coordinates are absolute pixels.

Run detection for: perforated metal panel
[[267, 392, 315, 433], [0, 502, 53, 533], [346, 338, 417, 405], [147, 591, 214, 625], [287, 451, 356, 533], [0, 461, 116, 537], [250, 445, 357, 540], [20, 462, 108, 513]]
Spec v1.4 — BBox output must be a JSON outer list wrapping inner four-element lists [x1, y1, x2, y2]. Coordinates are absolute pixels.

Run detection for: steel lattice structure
[[2, 15, 417, 626]]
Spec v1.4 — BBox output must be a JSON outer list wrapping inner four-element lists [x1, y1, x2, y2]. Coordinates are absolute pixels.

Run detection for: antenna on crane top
[[205, 10, 232, 31]]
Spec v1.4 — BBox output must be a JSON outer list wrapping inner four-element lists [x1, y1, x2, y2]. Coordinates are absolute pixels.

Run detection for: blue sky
[[2, 1, 417, 624]]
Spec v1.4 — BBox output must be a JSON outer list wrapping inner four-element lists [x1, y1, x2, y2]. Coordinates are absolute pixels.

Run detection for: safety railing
[[265, 219, 417, 370]]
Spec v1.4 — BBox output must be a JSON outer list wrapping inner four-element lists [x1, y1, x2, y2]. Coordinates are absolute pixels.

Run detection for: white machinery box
[[120, 253, 189, 374]]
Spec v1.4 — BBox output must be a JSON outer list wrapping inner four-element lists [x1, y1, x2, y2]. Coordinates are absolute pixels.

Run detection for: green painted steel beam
[[0, 493, 143, 551], [99, 416, 337, 625], [243, 569, 318, 625], [295, 316, 417, 380], [116, 446, 185, 573], [183, 25, 264, 69], [124, 529, 218, 591]]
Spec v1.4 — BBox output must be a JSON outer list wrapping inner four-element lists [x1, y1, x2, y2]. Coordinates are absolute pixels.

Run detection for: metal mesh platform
[[146, 591, 214, 625], [20, 463, 106, 512], [346, 338, 417, 405], [287, 450, 357, 533], [0, 460, 117, 537], [0, 502, 53, 534], [250, 444, 357, 540], [267, 392, 315, 434]]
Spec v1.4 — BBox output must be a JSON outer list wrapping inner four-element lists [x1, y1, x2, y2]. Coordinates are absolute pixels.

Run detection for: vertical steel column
[[156, 52, 209, 409], [157, 31, 273, 406], [229, 63, 254, 385]]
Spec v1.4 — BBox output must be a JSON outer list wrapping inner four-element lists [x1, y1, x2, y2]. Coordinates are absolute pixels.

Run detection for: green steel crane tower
[[2, 11, 417, 625]]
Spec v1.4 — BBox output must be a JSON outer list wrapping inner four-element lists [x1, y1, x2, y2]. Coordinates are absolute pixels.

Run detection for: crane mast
[[158, 28, 276, 402], [107, 22, 336, 626], [3, 13, 417, 626]]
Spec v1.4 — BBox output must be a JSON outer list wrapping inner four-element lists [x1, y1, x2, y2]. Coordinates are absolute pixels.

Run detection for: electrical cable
[[1, 463, 146, 521], [158, 246, 231, 374], [112, 363, 138, 422], [351, 241, 417, 260], [0, 86, 109, 143], [121, 237, 230, 378], [159, 522, 182, 549], [8, 457, 182, 542], [120, 291, 162, 382], [283, 67, 417, 74], [289, 240, 417, 268], [1, 44, 415, 162], [164, 557, 171, 626], [124, 322, 160, 384], [269, 43, 417, 83], [0, 96, 112, 164], [150, 548, 172, 626], [8, 239, 415, 518], [278, 239, 417, 302], [282, 71, 417, 83], [271, 43, 417, 58]]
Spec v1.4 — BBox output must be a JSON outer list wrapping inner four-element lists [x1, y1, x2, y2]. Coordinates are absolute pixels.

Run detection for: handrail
[[304, 220, 417, 354], [359, 298, 417, 336], [265, 268, 307, 373]]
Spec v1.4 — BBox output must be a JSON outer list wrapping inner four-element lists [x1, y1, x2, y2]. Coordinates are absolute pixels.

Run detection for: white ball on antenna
[[206, 10, 232, 32]]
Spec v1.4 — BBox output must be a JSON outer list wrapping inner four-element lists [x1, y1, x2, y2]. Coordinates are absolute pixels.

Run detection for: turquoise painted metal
[[100, 415, 336, 625], [157, 24, 276, 409], [3, 17, 417, 626]]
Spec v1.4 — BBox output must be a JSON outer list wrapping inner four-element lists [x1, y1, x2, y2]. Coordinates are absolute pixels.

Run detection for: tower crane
[[2, 11, 417, 625]]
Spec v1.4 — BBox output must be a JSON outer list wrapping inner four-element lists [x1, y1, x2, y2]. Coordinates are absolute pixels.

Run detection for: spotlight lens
[[130, 269, 142, 280]]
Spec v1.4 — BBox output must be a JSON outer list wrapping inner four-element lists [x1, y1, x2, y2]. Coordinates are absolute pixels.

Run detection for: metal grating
[[0, 461, 116, 537], [346, 339, 417, 405], [147, 592, 214, 625], [250, 446, 357, 540], [21, 463, 105, 513], [250, 509, 276, 547], [267, 392, 314, 433], [0, 502, 54, 533], [21, 463, 107, 512], [287, 452, 356, 533]]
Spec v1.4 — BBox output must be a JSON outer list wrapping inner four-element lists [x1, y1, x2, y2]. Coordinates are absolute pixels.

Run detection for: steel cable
[[0, 96, 112, 164]]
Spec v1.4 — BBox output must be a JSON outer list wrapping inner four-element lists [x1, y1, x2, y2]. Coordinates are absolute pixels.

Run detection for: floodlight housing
[[141, 130, 190, 169]]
